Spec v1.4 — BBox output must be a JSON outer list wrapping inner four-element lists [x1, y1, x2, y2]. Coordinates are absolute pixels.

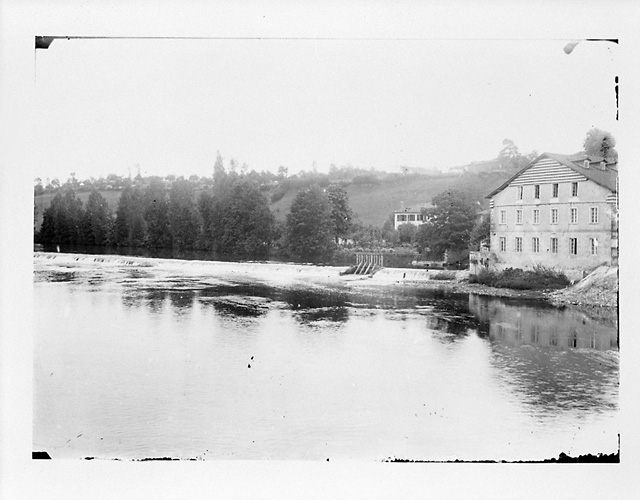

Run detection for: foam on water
[[34, 251, 350, 288]]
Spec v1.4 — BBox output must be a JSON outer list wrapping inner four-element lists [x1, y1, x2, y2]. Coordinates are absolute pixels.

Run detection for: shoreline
[[346, 269, 618, 314]]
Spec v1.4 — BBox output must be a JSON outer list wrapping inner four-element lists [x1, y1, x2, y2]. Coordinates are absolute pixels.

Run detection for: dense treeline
[[36, 162, 355, 263]]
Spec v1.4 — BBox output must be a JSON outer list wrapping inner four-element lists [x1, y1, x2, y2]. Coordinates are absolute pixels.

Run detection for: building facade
[[485, 152, 618, 278], [393, 204, 431, 230]]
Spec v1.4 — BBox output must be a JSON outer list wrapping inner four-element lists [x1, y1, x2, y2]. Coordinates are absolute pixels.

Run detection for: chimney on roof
[[600, 161, 607, 171], [583, 159, 590, 169]]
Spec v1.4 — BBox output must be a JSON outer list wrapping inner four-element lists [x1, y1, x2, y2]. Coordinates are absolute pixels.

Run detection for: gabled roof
[[486, 152, 618, 198]]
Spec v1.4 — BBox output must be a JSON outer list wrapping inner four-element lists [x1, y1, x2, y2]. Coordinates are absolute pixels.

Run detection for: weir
[[340, 252, 384, 276]]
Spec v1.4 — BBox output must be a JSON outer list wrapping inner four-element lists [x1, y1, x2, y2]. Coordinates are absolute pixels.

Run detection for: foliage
[[201, 178, 275, 258], [81, 190, 113, 245], [143, 178, 171, 248], [469, 266, 570, 290], [414, 189, 475, 259], [498, 139, 537, 171], [431, 271, 456, 281], [168, 179, 201, 250], [469, 216, 490, 250], [285, 185, 334, 262], [397, 223, 417, 244], [39, 189, 84, 245], [326, 183, 353, 243], [270, 181, 289, 203], [583, 128, 618, 163], [114, 186, 147, 247]]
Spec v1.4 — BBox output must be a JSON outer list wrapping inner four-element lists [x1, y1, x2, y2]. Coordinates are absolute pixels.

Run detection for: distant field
[[33, 170, 512, 231], [270, 170, 512, 226]]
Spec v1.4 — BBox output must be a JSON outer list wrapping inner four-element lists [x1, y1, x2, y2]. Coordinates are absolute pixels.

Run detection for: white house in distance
[[393, 203, 432, 230], [480, 152, 618, 279]]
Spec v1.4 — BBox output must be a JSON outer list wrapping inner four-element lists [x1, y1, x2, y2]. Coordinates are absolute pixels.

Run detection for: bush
[[270, 182, 289, 203], [432, 271, 456, 281], [469, 266, 569, 290]]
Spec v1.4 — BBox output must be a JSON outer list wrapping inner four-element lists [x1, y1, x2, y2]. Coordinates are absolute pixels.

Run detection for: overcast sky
[[34, 37, 618, 182]]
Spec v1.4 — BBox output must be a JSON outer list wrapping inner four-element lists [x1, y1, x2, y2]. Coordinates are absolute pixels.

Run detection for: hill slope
[[34, 169, 515, 231]]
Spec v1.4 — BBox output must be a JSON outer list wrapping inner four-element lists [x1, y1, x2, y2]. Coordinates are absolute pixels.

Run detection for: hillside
[[271, 170, 514, 226], [34, 169, 515, 231]]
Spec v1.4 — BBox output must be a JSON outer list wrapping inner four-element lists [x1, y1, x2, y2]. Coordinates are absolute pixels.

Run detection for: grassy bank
[[469, 266, 570, 290]]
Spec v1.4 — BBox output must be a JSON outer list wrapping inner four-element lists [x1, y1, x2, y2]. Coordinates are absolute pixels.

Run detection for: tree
[[498, 139, 536, 171], [202, 179, 275, 258], [415, 189, 475, 260], [326, 184, 353, 243], [277, 166, 288, 179], [143, 178, 171, 248], [285, 185, 334, 262], [114, 186, 146, 247], [583, 128, 618, 163], [469, 215, 491, 250], [397, 223, 417, 244], [80, 190, 113, 246], [39, 189, 84, 245], [168, 179, 200, 250]]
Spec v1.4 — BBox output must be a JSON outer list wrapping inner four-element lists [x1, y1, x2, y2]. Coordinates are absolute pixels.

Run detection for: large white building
[[483, 152, 618, 278]]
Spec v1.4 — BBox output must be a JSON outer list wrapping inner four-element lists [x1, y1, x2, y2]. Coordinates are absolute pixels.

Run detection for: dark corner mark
[[32, 451, 51, 459], [585, 38, 619, 44], [385, 451, 619, 463], [615, 76, 619, 121], [35, 36, 55, 49], [385, 438, 621, 463]]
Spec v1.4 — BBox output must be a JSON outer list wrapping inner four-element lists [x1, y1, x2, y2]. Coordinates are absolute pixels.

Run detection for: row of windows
[[498, 236, 599, 255], [396, 214, 424, 222], [499, 207, 599, 225], [517, 182, 578, 200]]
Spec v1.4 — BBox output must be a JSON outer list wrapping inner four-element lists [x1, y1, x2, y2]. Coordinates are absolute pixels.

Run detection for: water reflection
[[168, 290, 196, 311], [467, 294, 618, 414], [145, 289, 167, 313], [468, 295, 618, 351]]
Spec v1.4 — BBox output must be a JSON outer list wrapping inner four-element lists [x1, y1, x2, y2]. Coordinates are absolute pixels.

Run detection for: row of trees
[[37, 167, 354, 262]]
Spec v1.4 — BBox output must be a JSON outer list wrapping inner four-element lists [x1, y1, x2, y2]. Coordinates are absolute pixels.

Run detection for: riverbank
[[349, 265, 618, 310], [34, 251, 618, 313]]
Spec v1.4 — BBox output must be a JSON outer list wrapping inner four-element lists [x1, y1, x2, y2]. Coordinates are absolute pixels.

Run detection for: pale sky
[[34, 37, 618, 181]]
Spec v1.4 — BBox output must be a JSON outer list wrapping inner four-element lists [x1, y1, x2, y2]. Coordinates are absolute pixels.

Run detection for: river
[[33, 252, 619, 461]]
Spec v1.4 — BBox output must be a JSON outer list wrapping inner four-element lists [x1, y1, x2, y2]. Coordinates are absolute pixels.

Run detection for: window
[[590, 238, 598, 255], [552, 183, 559, 198], [408, 214, 416, 221], [515, 237, 523, 252], [550, 237, 558, 254], [499, 237, 506, 252], [500, 210, 506, 224], [534, 184, 540, 199], [590, 207, 599, 224], [416, 214, 423, 221], [551, 208, 558, 224], [569, 237, 578, 255], [516, 209, 523, 224], [533, 209, 539, 224], [570, 207, 578, 224], [517, 186, 523, 200], [532, 237, 540, 253], [571, 182, 578, 197]]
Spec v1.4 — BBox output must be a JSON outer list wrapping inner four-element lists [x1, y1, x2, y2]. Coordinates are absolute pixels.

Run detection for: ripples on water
[[33, 253, 618, 461]]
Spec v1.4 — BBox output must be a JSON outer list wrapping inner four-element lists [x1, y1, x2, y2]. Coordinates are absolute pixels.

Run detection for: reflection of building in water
[[468, 294, 617, 351]]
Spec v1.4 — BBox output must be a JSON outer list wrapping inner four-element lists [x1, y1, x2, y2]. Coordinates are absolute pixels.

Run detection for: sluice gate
[[341, 252, 384, 276]]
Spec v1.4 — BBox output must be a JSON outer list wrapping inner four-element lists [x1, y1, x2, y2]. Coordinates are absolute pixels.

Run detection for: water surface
[[33, 252, 619, 461]]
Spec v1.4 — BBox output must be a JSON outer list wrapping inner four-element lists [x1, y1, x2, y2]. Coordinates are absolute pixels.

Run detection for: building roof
[[393, 203, 432, 214], [486, 152, 618, 198]]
